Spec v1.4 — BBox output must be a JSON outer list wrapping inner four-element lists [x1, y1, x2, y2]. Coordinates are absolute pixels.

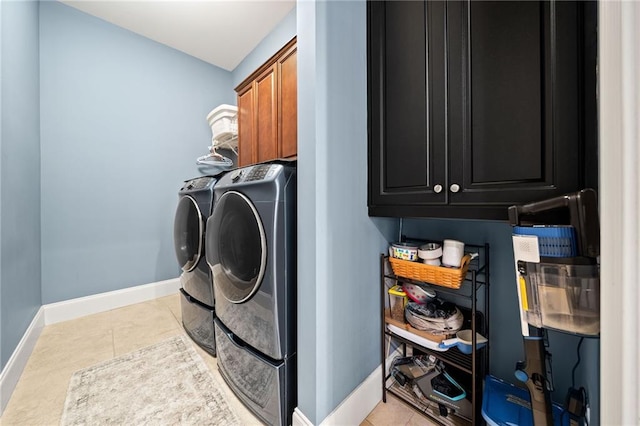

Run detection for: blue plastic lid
[[482, 375, 570, 426]]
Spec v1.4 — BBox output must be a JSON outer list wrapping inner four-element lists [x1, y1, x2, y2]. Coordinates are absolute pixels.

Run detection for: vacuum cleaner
[[483, 189, 599, 426]]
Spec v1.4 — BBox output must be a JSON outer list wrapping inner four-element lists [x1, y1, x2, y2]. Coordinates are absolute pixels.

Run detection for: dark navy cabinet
[[367, 1, 597, 220]]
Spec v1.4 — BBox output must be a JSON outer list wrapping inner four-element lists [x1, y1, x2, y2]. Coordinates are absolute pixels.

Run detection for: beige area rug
[[61, 335, 241, 426]]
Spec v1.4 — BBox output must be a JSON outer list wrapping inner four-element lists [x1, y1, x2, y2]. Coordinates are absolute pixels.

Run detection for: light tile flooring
[[363, 395, 439, 426], [0, 294, 435, 426]]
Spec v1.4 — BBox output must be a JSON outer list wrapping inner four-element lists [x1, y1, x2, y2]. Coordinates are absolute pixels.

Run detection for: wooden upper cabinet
[[237, 84, 255, 167], [255, 65, 278, 163], [235, 37, 297, 166], [278, 44, 298, 159]]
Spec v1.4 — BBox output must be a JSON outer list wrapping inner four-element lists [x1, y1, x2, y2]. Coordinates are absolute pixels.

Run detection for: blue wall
[[297, 1, 397, 422], [231, 7, 297, 88], [0, 0, 42, 369], [39, 1, 235, 303]]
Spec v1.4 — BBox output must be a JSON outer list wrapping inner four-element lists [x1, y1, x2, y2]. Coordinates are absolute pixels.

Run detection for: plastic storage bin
[[482, 375, 570, 426], [521, 260, 599, 336], [206, 104, 238, 138], [513, 226, 577, 257], [388, 285, 408, 321]]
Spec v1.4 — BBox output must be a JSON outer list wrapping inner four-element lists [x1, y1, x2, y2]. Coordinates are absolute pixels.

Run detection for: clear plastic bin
[[388, 284, 408, 322], [523, 261, 599, 336]]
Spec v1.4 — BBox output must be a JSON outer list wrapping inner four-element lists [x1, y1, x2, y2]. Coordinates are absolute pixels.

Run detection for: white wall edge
[[0, 306, 45, 416], [43, 278, 181, 325], [599, 1, 640, 424]]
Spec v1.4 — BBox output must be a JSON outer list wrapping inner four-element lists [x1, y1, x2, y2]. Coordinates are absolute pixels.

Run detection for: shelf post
[[380, 253, 387, 403]]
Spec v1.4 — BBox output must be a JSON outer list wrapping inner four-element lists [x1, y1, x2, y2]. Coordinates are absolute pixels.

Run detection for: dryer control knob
[[231, 170, 243, 182]]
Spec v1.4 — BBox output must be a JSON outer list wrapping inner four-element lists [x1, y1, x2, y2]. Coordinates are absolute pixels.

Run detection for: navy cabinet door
[[367, 0, 597, 220], [367, 0, 447, 209]]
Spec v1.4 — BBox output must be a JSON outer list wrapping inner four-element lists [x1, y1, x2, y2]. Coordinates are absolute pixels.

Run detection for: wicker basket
[[389, 254, 472, 289]]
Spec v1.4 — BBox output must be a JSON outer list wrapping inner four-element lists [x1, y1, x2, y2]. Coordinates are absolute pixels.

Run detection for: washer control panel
[[181, 176, 215, 192], [230, 164, 278, 184]]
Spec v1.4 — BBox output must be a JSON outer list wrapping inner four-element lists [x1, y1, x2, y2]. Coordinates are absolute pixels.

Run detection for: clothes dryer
[[174, 175, 218, 355], [205, 162, 296, 426]]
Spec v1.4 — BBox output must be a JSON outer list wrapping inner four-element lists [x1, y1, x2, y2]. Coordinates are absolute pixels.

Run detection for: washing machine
[[205, 162, 296, 426], [173, 175, 219, 356]]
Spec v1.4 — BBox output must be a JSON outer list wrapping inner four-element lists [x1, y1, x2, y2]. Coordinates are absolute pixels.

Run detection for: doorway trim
[[599, 2, 640, 423]]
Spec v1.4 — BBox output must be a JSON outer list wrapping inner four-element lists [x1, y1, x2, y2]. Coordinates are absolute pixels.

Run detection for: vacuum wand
[[515, 328, 554, 426]]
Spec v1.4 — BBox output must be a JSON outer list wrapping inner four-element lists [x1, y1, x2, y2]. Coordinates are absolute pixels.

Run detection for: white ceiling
[[60, 0, 296, 71]]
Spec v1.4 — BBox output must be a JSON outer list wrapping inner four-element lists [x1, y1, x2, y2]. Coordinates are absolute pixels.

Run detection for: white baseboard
[[0, 278, 181, 416], [0, 307, 45, 415], [319, 366, 382, 426], [43, 278, 181, 325], [292, 408, 314, 426], [293, 349, 402, 426]]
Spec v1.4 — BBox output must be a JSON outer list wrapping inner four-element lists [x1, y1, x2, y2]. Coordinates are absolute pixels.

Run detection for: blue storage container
[[513, 226, 577, 257], [482, 375, 572, 426]]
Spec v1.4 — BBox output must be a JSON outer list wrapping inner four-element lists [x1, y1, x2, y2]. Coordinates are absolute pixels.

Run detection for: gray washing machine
[[205, 162, 296, 426], [173, 175, 219, 356]]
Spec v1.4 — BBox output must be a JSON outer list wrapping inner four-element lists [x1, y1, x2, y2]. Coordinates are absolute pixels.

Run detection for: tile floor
[[0, 293, 436, 426]]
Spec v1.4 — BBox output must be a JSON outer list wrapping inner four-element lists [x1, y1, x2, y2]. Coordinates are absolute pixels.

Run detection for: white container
[[418, 243, 442, 265], [206, 104, 238, 138], [442, 239, 465, 267]]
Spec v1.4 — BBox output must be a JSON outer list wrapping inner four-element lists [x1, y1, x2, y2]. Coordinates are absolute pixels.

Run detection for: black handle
[[520, 194, 574, 215], [508, 189, 600, 258], [508, 194, 574, 225]]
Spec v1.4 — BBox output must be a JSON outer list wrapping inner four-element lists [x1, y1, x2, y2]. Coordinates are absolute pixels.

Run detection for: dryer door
[[207, 191, 267, 303], [174, 195, 204, 272]]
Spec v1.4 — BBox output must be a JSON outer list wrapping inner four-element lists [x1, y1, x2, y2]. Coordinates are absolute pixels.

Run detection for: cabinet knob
[[450, 183, 460, 193], [433, 184, 443, 194]]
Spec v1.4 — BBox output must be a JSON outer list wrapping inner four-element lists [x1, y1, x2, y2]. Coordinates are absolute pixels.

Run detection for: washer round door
[[174, 195, 204, 272], [206, 191, 266, 303]]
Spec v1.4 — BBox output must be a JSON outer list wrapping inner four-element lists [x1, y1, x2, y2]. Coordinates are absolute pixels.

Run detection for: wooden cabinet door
[[278, 45, 297, 159], [237, 84, 255, 167], [367, 0, 447, 214], [254, 65, 278, 163], [448, 1, 592, 208]]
